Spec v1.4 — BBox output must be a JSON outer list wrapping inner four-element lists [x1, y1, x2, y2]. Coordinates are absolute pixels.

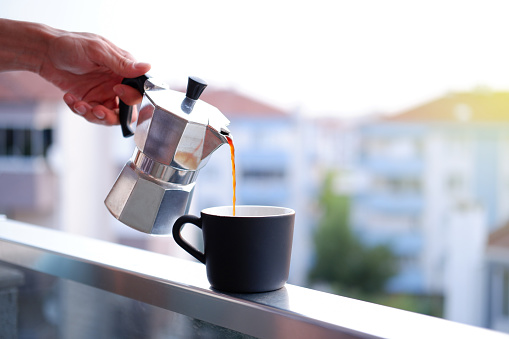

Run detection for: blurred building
[[486, 222, 509, 332], [0, 71, 60, 226], [0, 71, 124, 242], [352, 89, 509, 328]]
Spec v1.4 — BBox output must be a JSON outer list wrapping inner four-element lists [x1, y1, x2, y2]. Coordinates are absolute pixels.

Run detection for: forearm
[[0, 18, 61, 73]]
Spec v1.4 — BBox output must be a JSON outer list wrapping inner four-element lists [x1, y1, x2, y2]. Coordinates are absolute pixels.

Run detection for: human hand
[[39, 31, 151, 125]]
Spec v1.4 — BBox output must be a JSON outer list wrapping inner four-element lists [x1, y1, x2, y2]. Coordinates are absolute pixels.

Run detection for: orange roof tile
[[488, 222, 509, 249], [198, 89, 288, 118], [386, 91, 509, 123]]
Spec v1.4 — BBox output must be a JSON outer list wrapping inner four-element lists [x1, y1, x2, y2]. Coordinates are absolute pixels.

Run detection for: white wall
[[444, 201, 487, 327], [54, 105, 117, 241]]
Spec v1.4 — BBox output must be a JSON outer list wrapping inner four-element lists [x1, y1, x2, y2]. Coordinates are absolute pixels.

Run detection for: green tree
[[308, 171, 397, 298]]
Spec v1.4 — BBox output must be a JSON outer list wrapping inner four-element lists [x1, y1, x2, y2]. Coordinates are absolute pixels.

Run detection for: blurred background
[[2, 0, 509, 334]]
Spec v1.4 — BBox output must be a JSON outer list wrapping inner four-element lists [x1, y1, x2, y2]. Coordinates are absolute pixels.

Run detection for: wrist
[[0, 19, 63, 74]]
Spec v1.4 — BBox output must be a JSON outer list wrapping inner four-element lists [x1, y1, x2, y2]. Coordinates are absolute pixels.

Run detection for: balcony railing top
[[0, 218, 506, 339]]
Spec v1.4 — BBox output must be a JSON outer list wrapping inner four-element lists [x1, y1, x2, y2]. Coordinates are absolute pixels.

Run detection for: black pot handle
[[118, 74, 149, 137], [172, 215, 206, 264]]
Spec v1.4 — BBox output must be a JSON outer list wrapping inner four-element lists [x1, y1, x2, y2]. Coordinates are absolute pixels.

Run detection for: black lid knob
[[186, 76, 208, 100]]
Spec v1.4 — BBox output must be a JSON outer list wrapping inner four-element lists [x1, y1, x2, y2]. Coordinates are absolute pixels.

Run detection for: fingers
[[113, 84, 144, 106], [78, 103, 120, 125], [91, 106, 121, 125], [63, 93, 122, 125], [96, 41, 151, 79]]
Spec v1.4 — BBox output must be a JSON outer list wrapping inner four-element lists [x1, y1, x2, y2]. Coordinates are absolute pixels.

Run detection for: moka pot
[[105, 75, 230, 235]]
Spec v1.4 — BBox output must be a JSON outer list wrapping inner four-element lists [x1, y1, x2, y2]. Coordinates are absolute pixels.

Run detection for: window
[[242, 169, 285, 181], [373, 176, 422, 194], [361, 137, 422, 160], [0, 127, 53, 157], [503, 269, 509, 317]]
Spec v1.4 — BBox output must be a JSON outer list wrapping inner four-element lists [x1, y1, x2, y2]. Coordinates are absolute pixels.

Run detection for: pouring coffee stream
[[226, 135, 236, 216], [105, 75, 235, 234]]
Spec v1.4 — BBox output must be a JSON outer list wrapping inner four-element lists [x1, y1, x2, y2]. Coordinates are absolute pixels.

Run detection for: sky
[[3, 0, 509, 117]]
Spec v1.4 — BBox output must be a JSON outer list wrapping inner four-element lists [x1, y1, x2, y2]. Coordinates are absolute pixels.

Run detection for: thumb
[[99, 49, 151, 78], [121, 60, 151, 78], [112, 57, 151, 78]]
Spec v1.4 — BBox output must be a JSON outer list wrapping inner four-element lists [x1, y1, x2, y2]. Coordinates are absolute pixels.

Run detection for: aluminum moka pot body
[[105, 76, 230, 235]]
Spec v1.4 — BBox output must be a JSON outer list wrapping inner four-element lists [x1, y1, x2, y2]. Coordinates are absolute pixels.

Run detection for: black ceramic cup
[[172, 205, 295, 293]]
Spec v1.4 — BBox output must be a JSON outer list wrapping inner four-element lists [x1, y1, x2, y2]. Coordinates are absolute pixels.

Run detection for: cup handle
[[172, 215, 205, 264]]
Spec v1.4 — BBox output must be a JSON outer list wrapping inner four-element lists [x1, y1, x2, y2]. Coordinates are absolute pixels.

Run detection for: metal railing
[[0, 218, 507, 339]]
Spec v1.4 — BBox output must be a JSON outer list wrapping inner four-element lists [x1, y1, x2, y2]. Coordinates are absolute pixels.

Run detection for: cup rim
[[202, 205, 295, 217]]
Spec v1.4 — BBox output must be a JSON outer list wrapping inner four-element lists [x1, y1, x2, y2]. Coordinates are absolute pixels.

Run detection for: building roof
[[488, 222, 509, 250], [0, 71, 63, 102], [386, 90, 509, 123], [486, 222, 509, 263], [198, 88, 288, 118]]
